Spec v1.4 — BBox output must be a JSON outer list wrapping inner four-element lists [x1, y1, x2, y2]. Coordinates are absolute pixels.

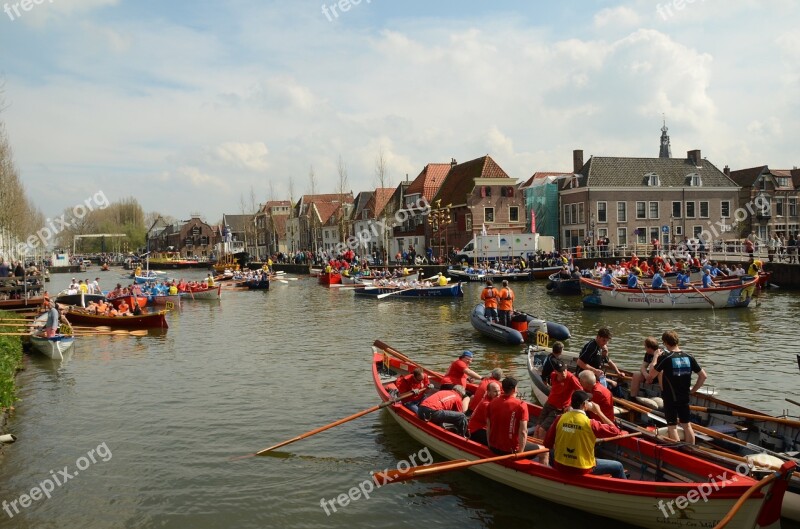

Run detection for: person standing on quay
[[497, 280, 514, 327], [646, 330, 707, 445]]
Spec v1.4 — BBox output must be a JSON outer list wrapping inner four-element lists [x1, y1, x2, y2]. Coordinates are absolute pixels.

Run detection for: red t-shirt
[[547, 371, 582, 409], [468, 378, 494, 411], [588, 382, 614, 421], [487, 394, 529, 453], [440, 359, 469, 387], [420, 390, 464, 412], [395, 373, 429, 404], [468, 399, 490, 434]]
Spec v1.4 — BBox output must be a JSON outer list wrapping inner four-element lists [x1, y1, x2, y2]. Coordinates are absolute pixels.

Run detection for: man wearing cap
[[533, 359, 582, 440], [487, 377, 542, 458], [544, 390, 626, 479], [417, 386, 469, 437], [440, 351, 481, 391], [497, 280, 514, 327], [576, 327, 621, 390], [467, 368, 503, 413], [480, 280, 499, 323]]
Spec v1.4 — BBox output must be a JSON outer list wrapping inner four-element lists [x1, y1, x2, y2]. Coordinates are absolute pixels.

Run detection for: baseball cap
[[461, 350, 474, 359], [554, 360, 567, 373]]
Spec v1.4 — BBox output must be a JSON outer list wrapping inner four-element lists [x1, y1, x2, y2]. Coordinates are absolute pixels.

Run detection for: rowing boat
[[179, 285, 222, 300], [65, 306, 168, 329], [354, 283, 463, 298], [580, 276, 757, 309], [30, 333, 75, 360], [318, 272, 342, 286], [371, 343, 793, 529], [525, 346, 800, 521]]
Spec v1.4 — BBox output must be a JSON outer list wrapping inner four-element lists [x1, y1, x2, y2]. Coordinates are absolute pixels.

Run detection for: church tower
[[659, 118, 672, 158]]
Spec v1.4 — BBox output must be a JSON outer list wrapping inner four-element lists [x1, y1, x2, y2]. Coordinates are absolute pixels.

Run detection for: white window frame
[[720, 200, 730, 218], [686, 201, 696, 219], [636, 201, 646, 219], [649, 201, 659, 220], [776, 197, 784, 217], [693, 225, 703, 239], [597, 201, 607, 223], [674, 226, 683, 236], [617, 227, 627, 247], [577, 203, 585, 224], [699, 201, 709, 219], [672, 201, 682, 219], [636, 226, 647, 244], [617, 201, 627, 222], [789, 198, 797, 217], [563, 204, 570, 225], [509, 206, 520, 223]]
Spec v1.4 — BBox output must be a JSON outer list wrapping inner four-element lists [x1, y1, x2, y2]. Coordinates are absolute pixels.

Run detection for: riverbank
[[0, 310, 24, 452]]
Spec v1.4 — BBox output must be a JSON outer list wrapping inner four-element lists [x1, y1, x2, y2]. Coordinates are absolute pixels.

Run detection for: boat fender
[[635, 396, 661, 410], [651, 397, 664, 409], [545, 281, 554, 290], [0, 433, 17, 444], [746, 453, 784, 471], [656, 426, 685, 441], [545, 321, 571, 342]]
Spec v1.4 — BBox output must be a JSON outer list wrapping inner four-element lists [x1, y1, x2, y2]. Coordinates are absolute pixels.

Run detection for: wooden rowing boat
[[30, 333, 75, 360], [354, 283, 463, 298], [179, 285, 222, 300], [65, 307, 168, 329], [107, 294, 147, 310], [525, 346, 800, 521], [318, 272, 342, 286], [580, 276, 758, 309], [372, 344, 793, 529]]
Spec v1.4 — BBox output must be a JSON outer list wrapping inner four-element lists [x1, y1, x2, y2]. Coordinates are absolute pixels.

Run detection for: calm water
[[0, 270, 798, 528]]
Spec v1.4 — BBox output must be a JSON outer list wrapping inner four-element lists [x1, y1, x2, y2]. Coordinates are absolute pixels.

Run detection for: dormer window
[[644, 173, 660, 186], [570, 175, 580, 189], [686, 173, 702, 187]]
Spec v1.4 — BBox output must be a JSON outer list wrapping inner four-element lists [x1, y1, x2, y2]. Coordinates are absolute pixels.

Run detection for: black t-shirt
[[653, 350, 701, 402], [541, 354, 560, 383], [577, 339, 607, 373]]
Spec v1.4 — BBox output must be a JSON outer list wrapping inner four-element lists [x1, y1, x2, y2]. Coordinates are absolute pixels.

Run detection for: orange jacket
[[481, 286, 498, 309], [498, 287, 514, 311]]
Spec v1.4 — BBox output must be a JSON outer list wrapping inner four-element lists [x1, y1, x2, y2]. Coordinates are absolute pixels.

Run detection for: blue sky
[[1, 0, 798, 223]]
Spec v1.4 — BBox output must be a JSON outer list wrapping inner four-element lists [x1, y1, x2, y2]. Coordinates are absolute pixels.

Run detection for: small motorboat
[[470, 304, 571, 345]]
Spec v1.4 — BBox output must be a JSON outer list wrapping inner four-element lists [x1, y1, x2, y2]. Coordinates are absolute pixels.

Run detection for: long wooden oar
[[232, 389, 422, 461], [373, 341, 444, 379], [373, 448, 550, 484], [786, 398, 800, 408], [690, 285, 716, 307], [688, 405, 800, 428], [376, 287, 415, 299]]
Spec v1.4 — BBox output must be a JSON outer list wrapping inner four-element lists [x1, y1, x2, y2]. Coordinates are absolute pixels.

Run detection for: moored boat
[[371, 342, 793, 529], [54, 291, 106, 307], [65, 306, 168, 329], [29, 333, 75, 360], [243, 278, 270, 290], [318, 272, 342, 286], [179, 285, 222, 300], [148, 293, 181, 306], [107, 294, 147, 310], [580, 276, 757, 309], [470, 304, 571, 345], [546, 271, 582, 295]]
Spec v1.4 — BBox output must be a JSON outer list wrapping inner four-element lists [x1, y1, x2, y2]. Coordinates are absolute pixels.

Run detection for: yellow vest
[[553, 410, 596, 470], [168, 286, 178, 295]]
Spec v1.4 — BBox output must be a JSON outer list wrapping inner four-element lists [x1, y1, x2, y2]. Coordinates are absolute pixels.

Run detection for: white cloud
[[208, 142, 270, 172], [594, 6, 641, 28]]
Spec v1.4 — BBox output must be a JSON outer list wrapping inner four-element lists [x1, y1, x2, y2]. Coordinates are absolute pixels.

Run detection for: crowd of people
[[392, 326, 707, 481]]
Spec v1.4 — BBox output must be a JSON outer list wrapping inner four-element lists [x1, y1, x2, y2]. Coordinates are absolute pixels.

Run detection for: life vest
[[481, 287, 498, 309], [498, 288, 514, 311], [553, 410, 596, 470]]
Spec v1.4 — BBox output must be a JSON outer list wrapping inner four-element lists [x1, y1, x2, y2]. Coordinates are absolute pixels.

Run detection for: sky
[[1, 0, 798, 224]]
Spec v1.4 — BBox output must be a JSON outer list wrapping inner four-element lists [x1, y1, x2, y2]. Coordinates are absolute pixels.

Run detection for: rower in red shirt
[[578, 370, 614, 422], [440, 351, 480, 391], [467, 368, 504, 413], [417, 386, 469, 437], [533, 360, 582, 440], [394, 368, 430, 414], [468, 381, 501, 445], [486, 377, 543, 460]]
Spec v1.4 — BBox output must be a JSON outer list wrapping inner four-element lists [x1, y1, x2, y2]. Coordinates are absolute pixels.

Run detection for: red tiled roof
[[729, 166, 767, 187], [406, 163, 451, 201], [271, 214, 287, 235], [520, 171, 571, 188], [372, 187, 395, 217], [302, 193, 352, 203], [314, 202, 341, 225], [433, 156, 511, 207]]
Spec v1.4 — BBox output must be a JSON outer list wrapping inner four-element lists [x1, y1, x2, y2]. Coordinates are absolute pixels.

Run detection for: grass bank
[[0, 310, 24, 411]]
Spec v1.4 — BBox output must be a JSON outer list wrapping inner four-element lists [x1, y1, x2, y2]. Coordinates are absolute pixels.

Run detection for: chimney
[[688, 149, 702, 166], [450, 158, 457, 168], [573, 149, 584, 173]]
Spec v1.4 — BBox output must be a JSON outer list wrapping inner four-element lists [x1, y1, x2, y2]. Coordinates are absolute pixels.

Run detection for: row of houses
[[146, 124, 799, 261]]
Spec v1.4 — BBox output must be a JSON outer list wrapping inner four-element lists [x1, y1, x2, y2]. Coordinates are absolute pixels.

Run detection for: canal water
[[0, 270, 798, 529]]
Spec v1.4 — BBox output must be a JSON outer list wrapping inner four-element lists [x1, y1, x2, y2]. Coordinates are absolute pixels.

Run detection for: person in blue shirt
[[676, 271, 689, 289], [651, 270, 665, 289], [701, 269, 716, 288], [601, 270, 614, 287], [627, 269, 638, 288]]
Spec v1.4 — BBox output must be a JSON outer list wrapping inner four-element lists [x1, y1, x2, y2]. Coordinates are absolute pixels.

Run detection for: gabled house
[[288, 193, 354, 253], [431, 155, 525, 252], [351, 187, 394, 262], [255, 200, 291, 258], [147, 215, 215, 258], [561, 148, 739, 253], [728, 166, 800, 240], [394, 162, 451, 261]]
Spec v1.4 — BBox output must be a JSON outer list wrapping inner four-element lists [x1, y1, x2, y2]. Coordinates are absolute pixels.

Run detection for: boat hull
[[470, 304, 571, 345], [546, 272, 582, 295], [54, 293, 106, 307], [580, 277, 757, 309], [354, 283, 463, 298], [318, 272, 342, 286], [30, 334, 74, 360], [179, 285, 222, 300], [65, 308, 168, 329], [149, 294, 181, 306], [107, 295, 147, 310]]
